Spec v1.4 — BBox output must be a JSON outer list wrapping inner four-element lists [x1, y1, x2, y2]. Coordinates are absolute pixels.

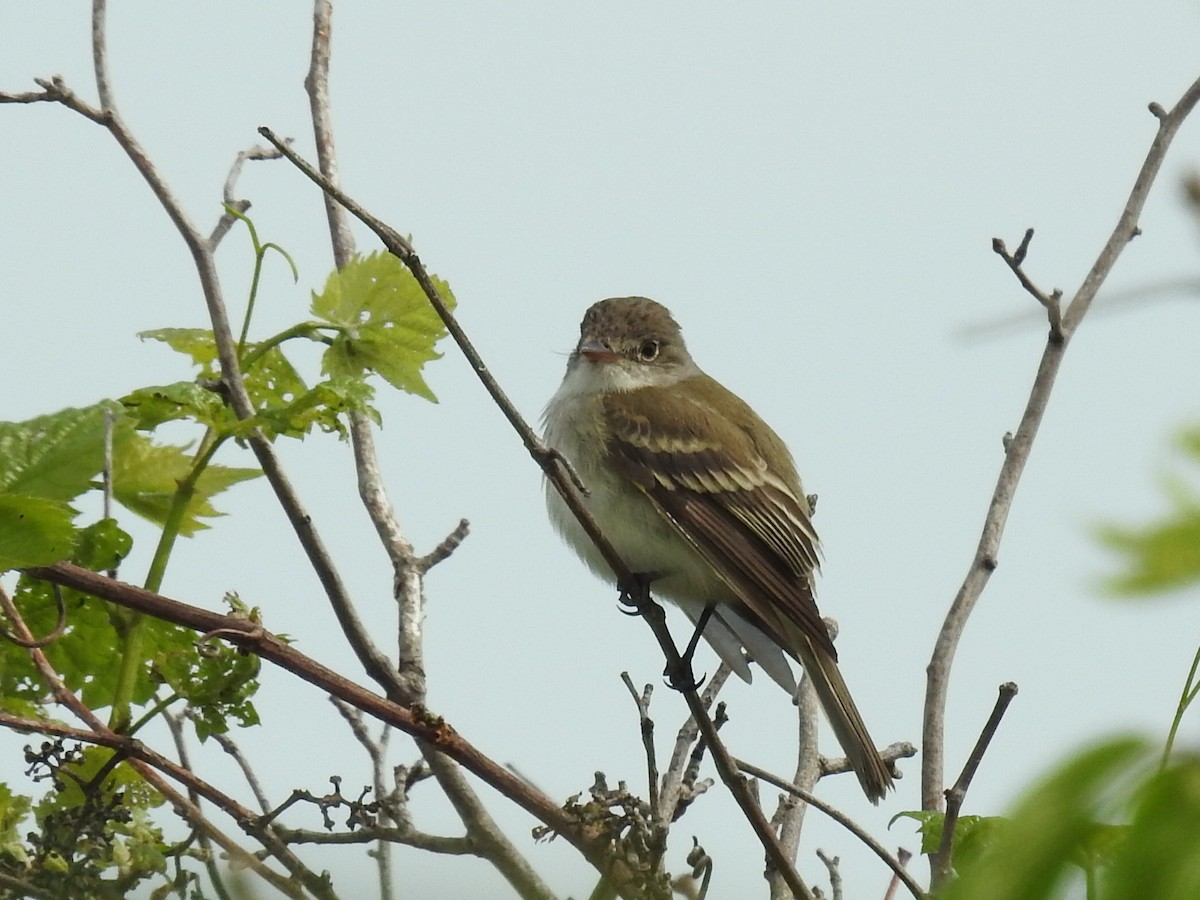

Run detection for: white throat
[[550, 355, 696, 402]]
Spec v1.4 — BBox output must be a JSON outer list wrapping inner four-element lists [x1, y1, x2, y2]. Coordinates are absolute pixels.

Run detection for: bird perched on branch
[[543, 296, 892, 802]]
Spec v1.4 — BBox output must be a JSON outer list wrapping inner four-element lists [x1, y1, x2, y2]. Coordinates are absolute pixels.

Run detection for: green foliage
[[0, 494, 79, 570], [1097, 427, 1200, 596], [0, 403, 124, 571], [0, 522, 191, 714], [0, 783, 32, 868], [313, 250, 455, 402], [892, 810, 1006, 870], [121, 380, 236, 434], [155, 634, 262, 740], [942, 737, 1200, 900], [0, 215, 454, 898], [136, 328, 310, 427], [0, 402, 123, 501], [112, 433, 258, 536], [249, 375, 379, 439], [15, 743, 170, 897]]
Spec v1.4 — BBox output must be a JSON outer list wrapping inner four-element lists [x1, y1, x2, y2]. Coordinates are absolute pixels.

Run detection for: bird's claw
[[663, 659, 707, 693]]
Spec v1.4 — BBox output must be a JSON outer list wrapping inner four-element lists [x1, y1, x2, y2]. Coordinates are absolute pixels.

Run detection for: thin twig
[[621, 672, 660, 816], [883, 849, 914, 900], [735, 758, 924, 900], [658, 663, 729, 823], [815, 849, 842, 900], [302, 8, 552, 896], [207, 722, 275, 816], [258, 123, 815, 900], [819, 741, 917, 779], [922, 73, 1200, 815], [930, 682, 1018, 888], [164, 712, 235, 900], [418, 518, 471, 572], [991, 229, 1064, 341]]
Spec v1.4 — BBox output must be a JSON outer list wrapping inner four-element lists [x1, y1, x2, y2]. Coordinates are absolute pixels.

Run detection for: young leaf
[[249, 376, 378, 440], [0, 495, 78, 571], [138, 328, 220, 370], [0, 402, 123, 501], [121, 382, 233, 432], [112, 434, 259, 536], [313, 251, 455, 401], [139, 328, 311, 415]]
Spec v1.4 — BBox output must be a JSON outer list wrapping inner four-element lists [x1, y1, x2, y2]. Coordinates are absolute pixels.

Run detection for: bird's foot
[[616, 572, 659, 616]]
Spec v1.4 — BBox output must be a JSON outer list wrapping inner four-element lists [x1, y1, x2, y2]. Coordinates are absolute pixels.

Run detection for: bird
[[542, 296, 893, 802]]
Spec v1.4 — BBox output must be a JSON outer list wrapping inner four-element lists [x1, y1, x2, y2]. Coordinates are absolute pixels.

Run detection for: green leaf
[[72, 518, 134, 573], [139, 328, 312, 416], [890, 808, 944, 854], [138, 328, 220, 371], [1098, 427, 1200, 596], [245, 343, 308, 410], [0, 402, 123, 501], [120, 382, 233, 433], [953, 815, 1009, 871], [0, 783, 32, 867], [945, 737, 1152, 900], [250, 376, 378, 440], [313, 250, 455, 401], [112, 434, 259, 536], [154, 641, 261, 741], [0, 494, 78, 571], [1103, 755, 1200, 897]]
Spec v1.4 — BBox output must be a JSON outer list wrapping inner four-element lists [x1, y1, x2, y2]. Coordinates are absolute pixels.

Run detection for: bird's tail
[[796, 637, 893, 803]]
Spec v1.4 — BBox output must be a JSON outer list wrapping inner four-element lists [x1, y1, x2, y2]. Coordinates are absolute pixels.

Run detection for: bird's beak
[[577, 339, 620, 363]]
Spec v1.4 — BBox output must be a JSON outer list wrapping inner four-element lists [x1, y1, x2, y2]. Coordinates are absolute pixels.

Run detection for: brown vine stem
[[922, 72, 1200, 815], [25, 562, 630, 883], [256, 125, 815, 900]]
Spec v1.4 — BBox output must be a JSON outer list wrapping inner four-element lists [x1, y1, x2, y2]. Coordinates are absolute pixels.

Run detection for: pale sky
[[3, 4, 1200, 898]]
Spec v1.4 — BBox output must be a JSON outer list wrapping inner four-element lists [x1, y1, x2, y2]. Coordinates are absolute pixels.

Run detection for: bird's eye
[[638, 339, 660, 362]]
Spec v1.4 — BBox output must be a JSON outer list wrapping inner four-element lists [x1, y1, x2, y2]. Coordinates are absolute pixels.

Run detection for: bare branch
[[814, 849, 841, 900], [207, 721, 275, 816], [0, 75, 106, 122], [621, 672, 661, 817], [992, 229, 1064, 341], [301, 8, 552, 896], [163, 712, 236, 900], [735, 758, 924, 900], [208, 142, 285, 249], [657, 665, 729, 824], [768, 674, 821, 900], [347, 412, 426, 701], [883, 848, 914, 900], [90, 0, 114, 111], [418, 518, 471, 573], [819, 741, 917, 779], [922, 73, 1200, 814], [930, 683, 1018, 888]]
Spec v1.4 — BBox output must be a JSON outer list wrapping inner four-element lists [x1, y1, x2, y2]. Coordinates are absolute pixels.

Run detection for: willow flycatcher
[[542, 296, 892, 802]]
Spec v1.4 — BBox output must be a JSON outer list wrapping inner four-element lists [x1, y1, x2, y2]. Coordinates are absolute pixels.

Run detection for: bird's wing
[[601, 381, 836, 661]]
